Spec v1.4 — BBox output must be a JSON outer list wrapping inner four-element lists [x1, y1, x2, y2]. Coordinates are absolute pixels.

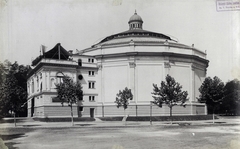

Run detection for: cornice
[[27, 91, 57, 99], [27, 62, 78, 78], [95, 52, 209, 66], [81, 40, 205, 56]]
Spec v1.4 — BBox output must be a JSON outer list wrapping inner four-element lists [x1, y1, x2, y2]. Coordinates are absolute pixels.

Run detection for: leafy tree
[[0, 60, 11, 88], [221, 79, 240, 115], [198, 76, 225, 123], [0, 61, 29, 126], [55, 76, 83, 126], [152, 75, 188, 123], [115, 87, 133, 122]]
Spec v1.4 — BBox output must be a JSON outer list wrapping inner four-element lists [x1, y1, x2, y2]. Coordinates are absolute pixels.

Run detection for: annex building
[[27, 12, 209, 118]]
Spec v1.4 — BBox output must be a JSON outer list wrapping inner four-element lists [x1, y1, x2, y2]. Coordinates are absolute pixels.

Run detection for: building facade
[[27, 12, 208, 118]]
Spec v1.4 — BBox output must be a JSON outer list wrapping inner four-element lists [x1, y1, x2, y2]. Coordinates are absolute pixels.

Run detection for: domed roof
[[129, 11, 143, 23], [92, 11, 175, 46]]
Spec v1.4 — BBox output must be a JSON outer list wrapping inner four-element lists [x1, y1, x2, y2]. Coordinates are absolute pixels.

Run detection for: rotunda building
[[79, 12, 209, 116]]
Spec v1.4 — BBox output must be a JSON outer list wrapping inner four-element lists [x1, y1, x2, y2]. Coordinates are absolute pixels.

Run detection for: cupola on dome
[[128, 11, 143, 23], [128, 11, 143, 30]]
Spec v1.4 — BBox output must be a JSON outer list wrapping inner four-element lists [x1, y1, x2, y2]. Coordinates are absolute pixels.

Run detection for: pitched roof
[[44, 43, 70, 60], [31, 43, 70, 66], [96, 29, 173, 46]]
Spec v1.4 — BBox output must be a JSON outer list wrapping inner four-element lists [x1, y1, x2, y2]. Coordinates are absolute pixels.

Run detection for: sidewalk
[[1, 116, 240, 129]]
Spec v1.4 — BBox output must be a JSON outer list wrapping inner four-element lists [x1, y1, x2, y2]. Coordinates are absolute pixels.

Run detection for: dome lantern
[[128, 10, 143, 30]]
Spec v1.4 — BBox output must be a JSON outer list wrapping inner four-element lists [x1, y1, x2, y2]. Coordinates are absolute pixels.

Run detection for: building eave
[[27, 62, 78, 79], [95, 52, 209, 67]]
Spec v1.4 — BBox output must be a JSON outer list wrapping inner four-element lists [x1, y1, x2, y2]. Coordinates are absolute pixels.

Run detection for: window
[[88, 81, 95, 89], [31, 81, 34, 93], [56, 73, 65, 84], [88, 71, 95, 76], [40, 82, 42, 92], [89, 96, 95, 102], [27, 82, 30, 94], [37, 77, 39, 91], [88, 58, 94, 63], [51, 78, 55, 88], [79, 106, 83, 112], [57, 77, 64, 83]]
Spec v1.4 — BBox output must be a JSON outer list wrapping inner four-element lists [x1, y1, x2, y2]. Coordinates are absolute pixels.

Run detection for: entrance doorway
[[31, 98, 35, 117], [90, 108, 94, 118]]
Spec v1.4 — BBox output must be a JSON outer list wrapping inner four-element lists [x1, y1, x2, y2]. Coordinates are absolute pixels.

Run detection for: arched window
[[51, 78, 55, 88], [37, 77, 39, 91], [31, 80, 34, 93], [56, 72, 65, 84], [27, 82, 30, 94], [40, 82, 42, 92]]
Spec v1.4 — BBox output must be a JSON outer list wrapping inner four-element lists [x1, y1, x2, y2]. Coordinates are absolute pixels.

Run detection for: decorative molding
[[129, 62, 136, 68], [129, 40, 135, 46], [94, 52, 209, 66], [191, 63, 206, 71], [97, 64, 102, 70], [164, 62, 171, 68]]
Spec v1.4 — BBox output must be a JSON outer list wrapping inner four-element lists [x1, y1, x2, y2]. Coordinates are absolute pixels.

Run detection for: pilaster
[[164, 62, 171, 76], [129, 61, 136, 102], [98, 63, 103, 103], [42, 71, 46, 91]]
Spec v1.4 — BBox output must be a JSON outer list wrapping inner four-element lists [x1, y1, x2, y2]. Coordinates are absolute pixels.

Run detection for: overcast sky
[[1, 0, 239, 82]]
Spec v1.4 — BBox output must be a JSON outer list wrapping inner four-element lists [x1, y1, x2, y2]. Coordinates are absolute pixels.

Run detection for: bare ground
[[0, 125, 240, 149]]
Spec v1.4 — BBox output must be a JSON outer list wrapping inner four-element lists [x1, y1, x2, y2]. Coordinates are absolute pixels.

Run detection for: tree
[[0, 61, 29, 126], [198, 76, 225, 123], [221, 79, 240, 115], [152, 75, 188, 124], [0, 60, 11, 88], [115, 87, 133, 122], [55, 76, 83, 126]]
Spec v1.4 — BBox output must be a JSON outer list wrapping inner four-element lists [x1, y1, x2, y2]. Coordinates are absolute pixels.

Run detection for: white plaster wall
[[194, 69, 205, 101], [103, 64, 128, 102], [169, 47, 192, 55], [136, 64, 163, 102], [136, 46, 165, 53], [103, 46, 131, 54], [82, 49, 101, 56], [135, 46, 193, 55], [78, 69, 98, 95], [169, 65, 191, 97]]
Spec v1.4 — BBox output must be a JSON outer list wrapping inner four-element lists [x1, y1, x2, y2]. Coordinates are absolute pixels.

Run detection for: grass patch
[[98, 117, 123, 121], [33, 117, 95, 122], [205, 122, 226, 124], [22, 125, 41, 127], [0, 118, 25, 123], [75, 124, 94, 126], [126, 115, 218, 121]]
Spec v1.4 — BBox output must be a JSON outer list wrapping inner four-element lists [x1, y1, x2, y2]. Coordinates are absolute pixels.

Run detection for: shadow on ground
[[5, 142, 21, 149], [0, 133, 26, 141]]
